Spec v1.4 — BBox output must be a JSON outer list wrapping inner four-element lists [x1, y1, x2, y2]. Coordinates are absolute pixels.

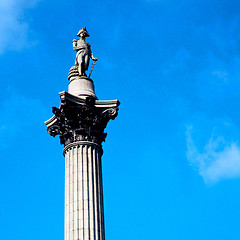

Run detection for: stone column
[[45, 77, 119, 240], [63, 142, 104, 240]]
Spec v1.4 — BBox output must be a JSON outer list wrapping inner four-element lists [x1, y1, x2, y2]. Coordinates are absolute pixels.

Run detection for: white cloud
[[0, 0, 40, 54], [186, 125, 240, 185]]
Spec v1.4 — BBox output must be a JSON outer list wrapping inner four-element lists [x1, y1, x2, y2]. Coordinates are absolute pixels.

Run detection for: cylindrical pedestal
[[68, 76, 97, 99], [63, 141, 105, 240]]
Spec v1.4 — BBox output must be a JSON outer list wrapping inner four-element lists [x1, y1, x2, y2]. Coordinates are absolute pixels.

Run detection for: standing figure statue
[[72, 27, 98, 77]]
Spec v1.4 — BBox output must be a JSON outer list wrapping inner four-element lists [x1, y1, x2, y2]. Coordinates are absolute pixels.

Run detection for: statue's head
[[77, 27, 90, 38]]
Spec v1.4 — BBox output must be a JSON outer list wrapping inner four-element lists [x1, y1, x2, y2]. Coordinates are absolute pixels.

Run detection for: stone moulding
[[45, 91, 120, 146], [59, 91, 120, 107], [63, 141, 102, 156]]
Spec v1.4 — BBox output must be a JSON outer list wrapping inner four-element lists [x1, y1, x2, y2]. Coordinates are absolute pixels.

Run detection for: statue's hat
[[77, 27, 90, 37]]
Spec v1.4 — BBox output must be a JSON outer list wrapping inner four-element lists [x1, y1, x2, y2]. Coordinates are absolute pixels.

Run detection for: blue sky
[[1, 0, 240, 239]]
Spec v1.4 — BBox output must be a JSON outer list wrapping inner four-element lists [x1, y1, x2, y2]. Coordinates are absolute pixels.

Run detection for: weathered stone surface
[[68, 74, 96, 99], [72, 27, 98, 77], [45, 91, 120, 146], [64, 142, 104, 240]]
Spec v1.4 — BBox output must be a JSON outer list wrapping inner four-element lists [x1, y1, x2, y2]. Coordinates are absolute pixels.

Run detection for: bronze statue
[[72, 27, 98, 76]]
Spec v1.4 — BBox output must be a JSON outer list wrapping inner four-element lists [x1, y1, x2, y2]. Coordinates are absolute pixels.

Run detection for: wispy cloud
[[0, 0, 40, 54], [186, 125, 240, 185], [212, 70, 228, 82]]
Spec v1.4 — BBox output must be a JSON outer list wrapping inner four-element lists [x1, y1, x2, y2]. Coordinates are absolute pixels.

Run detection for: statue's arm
[[72, 39, 77, 50], [87, 44, 98, 61], [91, 52, 98, 61]]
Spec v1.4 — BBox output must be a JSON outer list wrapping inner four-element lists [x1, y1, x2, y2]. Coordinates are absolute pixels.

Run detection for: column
[[63, 141, 105, 240], [45, 91, 119, 240]]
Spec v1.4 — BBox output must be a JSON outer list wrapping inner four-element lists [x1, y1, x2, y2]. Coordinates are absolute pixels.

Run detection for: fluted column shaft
[[63, 141, 105, 240]]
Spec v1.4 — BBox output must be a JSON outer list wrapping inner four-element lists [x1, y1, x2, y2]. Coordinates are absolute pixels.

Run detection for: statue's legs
[[84, 55, 90, 71], [77, 54, 85, 76], [77, 53, 90, 76]]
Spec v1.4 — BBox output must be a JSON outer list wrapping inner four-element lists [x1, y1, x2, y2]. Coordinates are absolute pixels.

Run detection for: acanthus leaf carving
[[47, 97, 119, 146]]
